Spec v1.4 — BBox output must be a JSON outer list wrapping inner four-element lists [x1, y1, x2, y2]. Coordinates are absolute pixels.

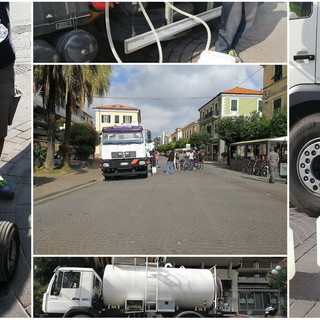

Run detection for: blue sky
[[88, 65, 264, 138]]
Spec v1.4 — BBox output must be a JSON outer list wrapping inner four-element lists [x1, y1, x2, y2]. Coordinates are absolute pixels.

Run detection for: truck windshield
[[102, 131, 143, 144]]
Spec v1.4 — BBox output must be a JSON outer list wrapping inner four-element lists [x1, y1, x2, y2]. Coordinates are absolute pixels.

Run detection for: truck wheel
[[290, 114, 320, 217], [0, 222, 20, 282], [176, 311, 203, 318]]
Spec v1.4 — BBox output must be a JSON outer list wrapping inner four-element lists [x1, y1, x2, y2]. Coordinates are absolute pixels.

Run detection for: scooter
[[265, 305, 278, 317]]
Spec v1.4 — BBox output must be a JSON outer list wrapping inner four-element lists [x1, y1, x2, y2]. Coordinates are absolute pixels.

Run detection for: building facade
[[262, 65, 287, 119], [182, 120, 200, 139], [94, 104, 141, 157], [198, 87, 263, 161]]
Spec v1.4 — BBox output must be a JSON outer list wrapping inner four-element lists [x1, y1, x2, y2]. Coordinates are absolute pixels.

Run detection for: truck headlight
[[103, 163, 110, 167], [139, 160, 146, 165]]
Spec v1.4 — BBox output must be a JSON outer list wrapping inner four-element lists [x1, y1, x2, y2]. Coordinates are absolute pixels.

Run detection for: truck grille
[[111, 151, 136, 158]]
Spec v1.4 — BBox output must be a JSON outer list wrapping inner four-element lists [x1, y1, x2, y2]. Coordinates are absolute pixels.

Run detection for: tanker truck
[[100, 125, 152, 179], [289, 2, 320, 218], [42, 262, 224, 318], [0, 221, 20, 282]]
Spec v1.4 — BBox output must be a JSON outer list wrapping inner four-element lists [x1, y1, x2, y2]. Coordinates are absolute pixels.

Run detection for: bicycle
[[242, 159, 251, 174]]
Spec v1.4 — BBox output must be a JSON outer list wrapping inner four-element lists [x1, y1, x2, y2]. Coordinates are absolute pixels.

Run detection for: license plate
[[120, 162, 129, 166]]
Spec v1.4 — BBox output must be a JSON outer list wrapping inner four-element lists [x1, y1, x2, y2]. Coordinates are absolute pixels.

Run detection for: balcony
[[200, 110, 219, 123]]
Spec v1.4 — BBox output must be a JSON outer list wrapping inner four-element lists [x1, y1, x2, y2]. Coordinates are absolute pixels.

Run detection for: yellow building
[[262, 65, 287, 119], [94, 104, 141, 157], [182, 120, 200, 139], [94, 104, 141, 133]]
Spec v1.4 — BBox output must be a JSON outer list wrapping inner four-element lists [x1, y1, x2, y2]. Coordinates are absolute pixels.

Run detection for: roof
[[198, 87, 263, 111], [221, 87, 263, 95], [94, 104, 140, 111]]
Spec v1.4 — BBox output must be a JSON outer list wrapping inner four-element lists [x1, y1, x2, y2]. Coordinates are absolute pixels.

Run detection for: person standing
[[165, 149, 174, 174], [0, 2, 16, 199], [188, 149, 195, 171], [267, 147, 280, 183], [215, 2, 259, 62], [199, 151, 204, 169]]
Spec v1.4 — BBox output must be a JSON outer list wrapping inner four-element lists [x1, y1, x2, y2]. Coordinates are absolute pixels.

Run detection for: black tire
[[175, 311, 203, 318], [290, 114, 320, 217], [0, 221, 20, 282], [261, 169, 268, 177]]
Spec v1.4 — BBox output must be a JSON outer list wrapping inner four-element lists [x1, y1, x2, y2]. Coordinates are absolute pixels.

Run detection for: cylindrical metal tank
[[103, 265, 217, 309]]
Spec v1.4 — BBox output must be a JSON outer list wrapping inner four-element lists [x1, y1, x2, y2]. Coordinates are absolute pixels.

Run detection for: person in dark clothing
[[215, 2, 258, 62], [0, 2, 16, 199], [165, 149, 174, 174]]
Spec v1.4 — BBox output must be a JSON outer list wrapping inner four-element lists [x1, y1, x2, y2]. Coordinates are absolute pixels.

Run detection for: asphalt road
[[290, 208, 320, 318], [34, 158, 286, 255]]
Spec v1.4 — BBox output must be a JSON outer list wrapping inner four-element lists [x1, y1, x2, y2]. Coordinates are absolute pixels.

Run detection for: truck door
[[289, 2, 317, 87], [46, 271, 82, 313]]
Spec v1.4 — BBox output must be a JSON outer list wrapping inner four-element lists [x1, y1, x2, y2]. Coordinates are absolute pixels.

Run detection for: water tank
[[103, 264, 217, 309]]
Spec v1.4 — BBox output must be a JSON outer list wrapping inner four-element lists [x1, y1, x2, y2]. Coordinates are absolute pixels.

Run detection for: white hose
[[138, 2, 163, 63], [166, 2, 212, 51], [105, 3, 123, 63]]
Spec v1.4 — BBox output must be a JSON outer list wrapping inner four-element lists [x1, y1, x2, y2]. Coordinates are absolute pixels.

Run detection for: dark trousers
[[215, 2, 258, 53]]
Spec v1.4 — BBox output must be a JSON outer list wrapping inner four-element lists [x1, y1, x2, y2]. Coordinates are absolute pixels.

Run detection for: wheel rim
[[297, 137, 320, 196]]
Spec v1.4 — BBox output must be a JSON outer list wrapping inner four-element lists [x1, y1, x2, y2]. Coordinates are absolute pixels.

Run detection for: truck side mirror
[[147, 130, 152, 143]]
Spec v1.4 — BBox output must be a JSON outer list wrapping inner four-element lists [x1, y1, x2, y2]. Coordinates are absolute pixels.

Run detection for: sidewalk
[[0, 2, 31, 318], [34, 161, 102, 205]]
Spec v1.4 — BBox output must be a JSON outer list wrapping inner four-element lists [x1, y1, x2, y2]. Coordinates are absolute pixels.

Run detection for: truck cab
[[42, 267, 102, 317], [289, 2, 320, 217], [100, 125, 151, 179]]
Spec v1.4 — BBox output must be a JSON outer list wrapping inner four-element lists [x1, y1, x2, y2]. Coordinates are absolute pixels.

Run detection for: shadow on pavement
[[290, 271, 320, 302], [0, 144, 31, 317], [238, 2, 286, 53], [33, 176, 56, 187]]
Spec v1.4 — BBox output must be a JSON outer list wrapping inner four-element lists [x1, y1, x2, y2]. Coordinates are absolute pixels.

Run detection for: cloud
[[90, 65, 264, 137]]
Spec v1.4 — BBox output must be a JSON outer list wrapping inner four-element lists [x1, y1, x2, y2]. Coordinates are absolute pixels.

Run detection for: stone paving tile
[[290, 208, 320, 318]]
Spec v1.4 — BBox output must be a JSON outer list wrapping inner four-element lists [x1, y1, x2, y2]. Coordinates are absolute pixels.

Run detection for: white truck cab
[[42, 267, 102, 317], [289, 2, 320, 218]]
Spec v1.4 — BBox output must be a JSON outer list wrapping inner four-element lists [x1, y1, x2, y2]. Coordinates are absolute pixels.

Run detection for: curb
[[34, 177, 103, 206]]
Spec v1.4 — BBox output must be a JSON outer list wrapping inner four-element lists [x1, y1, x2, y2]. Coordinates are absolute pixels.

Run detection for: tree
[[175, 137, 190, 149], [270, 108, 287, 137], [58, 65, 112, 167], [70, 122, 97, 160], [34, 66, 59, 170], [189, 131, 210, 150]]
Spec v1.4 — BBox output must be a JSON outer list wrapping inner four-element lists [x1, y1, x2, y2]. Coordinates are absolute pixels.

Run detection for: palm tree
[[58, 65, 112, 167], [34, 65, 59, 170]]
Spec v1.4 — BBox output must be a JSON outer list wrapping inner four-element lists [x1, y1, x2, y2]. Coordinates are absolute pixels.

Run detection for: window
[[101, 115, 110, 123], [289, 2, 312, 19], [273, 98, 282, 111], [207, 125, 212, 134], [231, 99, 238, 112], [51, 272, 63, 295], [62, 271, 81, 288], [258, 100, 263, 112], [272, 65, 283, 82], [115, 115, 119, 123], [123, 115, 132, 123]]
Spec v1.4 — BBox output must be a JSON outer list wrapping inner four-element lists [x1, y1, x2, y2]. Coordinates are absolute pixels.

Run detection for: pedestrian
[[0, 2, 18, 199], [188, 149, 195, 171], [175, 151, 180, 170], [267, 147, 279, 183], [155, 151, 159, 168], [215, 2, 259, 62], [165, 149, 174, 174], [199, 151, 204, 169]]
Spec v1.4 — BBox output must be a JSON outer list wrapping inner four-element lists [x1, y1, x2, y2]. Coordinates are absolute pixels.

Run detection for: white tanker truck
[[42, 262, 224, 318]]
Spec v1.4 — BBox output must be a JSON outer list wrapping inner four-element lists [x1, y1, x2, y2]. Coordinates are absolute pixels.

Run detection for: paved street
[[101, 2, 286, 63], [290, 208, 320, 318], [34, 158, 286, 255], [0, 2, 32, 318]]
